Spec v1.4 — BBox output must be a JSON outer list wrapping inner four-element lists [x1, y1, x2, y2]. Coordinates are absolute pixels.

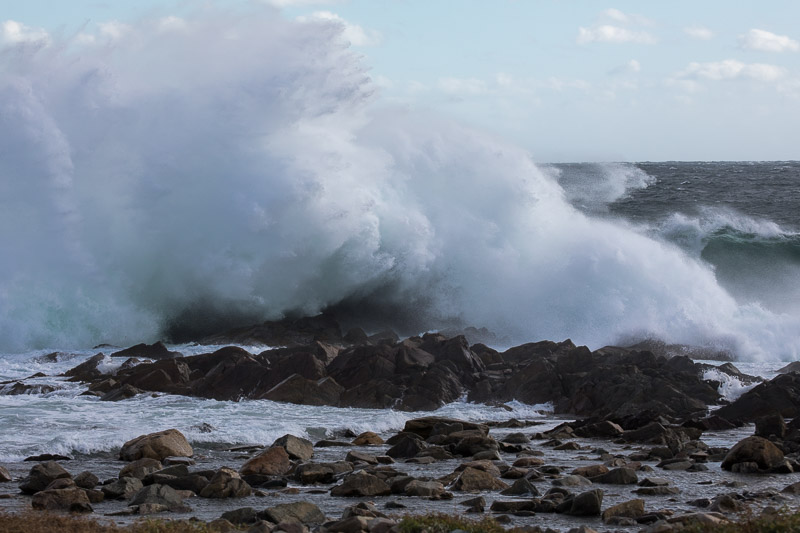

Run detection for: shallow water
[[1, 348, 799, 529]]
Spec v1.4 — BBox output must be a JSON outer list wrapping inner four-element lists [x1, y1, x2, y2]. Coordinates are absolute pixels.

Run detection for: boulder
[[44, 478, 76, 490], [404, 480, 445, 497], [119, 458, 163, 479], [102, 477, 144, 500], [450, 467, 509, 491], [716, 373, 800, 423], [602, 499, 645, 523], [111, 342, 181, 359], [261, 501, 327, 525], [199, 467, 252, 498], [19, 462, 71, 494], [261, 375, 344, 406], [273, 434, 314, 461], [330, 472, 392, 497], [63, 353, 106, 381], [352, 432, 384, 446], [593, 467, 638, 485], [0, 465, 11, 482], [119, 429, 193, 461], [100, 384, 143, 401], [73, 471, 99, 489], [240, 446, 291, 476], [346, 451, 379, 465], [386, 436, 427, 458], [500, 478, 539, 496], [221, 507, 258, 525], [572, 465, 608, 478], [31, 488, 92, 513], [721, 436, 784, 471], [295, 462, 353, 484], [402, 417, 489, 439], [755, 414, 787, 440], [130, 483, 190, 512], [564, 489, 604, 516]]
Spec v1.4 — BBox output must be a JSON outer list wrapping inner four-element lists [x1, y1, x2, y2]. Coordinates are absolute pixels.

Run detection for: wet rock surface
[[11, 317, 800, 531]]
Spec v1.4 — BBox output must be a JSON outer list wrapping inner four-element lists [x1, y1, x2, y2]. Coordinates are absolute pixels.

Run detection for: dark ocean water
[[554, 161, 800, 317]]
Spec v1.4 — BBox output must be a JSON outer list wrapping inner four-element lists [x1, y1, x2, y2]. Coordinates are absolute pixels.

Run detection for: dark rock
[[199, 467, 251, 498], [101, 477, 144, 500], [240, 447, 291, 477], [386, 436, 427, 458], [572, 465, 608, 478], [352, 432, 383, 446], [119, 458, 163, 479], [346, 450, 379, 465], [450, 467, 509, 491], [721, 436, 785, 471], [23, 454, 71, 462], [261, 501, 326, 525], [73, 471, 99, 490], [100, 384, 143, 401], [490, 500, 537, 513], [111, 342, 181, 360], [31, 488, 92, 513], [119, 429, 193, 461], [19, 461, 71, 494], [755, 413, 787, 440], [273, 434, 314, 461], [295, 462, 353, 484], [330, 472, 391, 497], [130, 483, 190, 512], [63, 353, 106, 381], [221, 507, 258, 525], [716, 372, 800, 423], [564, 489, 604, 516], [500, 478, 539, 496], [404, 480, 445, 497], [602, 499, 645, 523], [262, 375, 344, 406], [593, 467, 638, 485]]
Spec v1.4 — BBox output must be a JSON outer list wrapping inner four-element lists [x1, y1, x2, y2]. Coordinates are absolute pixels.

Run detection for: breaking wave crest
[[1, 6, 798, 360]]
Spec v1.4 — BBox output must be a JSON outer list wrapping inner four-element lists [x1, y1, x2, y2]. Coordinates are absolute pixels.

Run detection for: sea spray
[[0, 7, 798, 359]]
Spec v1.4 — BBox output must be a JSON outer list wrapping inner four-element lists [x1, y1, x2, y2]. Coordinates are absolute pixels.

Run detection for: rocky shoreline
[[3, 315, 800, 532]]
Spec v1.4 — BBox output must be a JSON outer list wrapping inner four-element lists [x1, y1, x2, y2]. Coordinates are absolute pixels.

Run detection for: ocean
[[1, 160, 797, 465]]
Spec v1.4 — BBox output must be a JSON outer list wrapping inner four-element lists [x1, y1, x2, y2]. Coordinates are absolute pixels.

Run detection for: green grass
[[679, 508, 800, 533], [398, 513, 510, 533], [0, 512, 230, 533]]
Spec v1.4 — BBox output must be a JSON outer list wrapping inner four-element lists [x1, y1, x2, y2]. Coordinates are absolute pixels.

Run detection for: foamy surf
[[0, 7, 798, 360]]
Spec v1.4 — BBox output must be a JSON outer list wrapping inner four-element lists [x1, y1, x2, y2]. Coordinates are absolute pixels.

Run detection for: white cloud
[[740, 29, 799, 53], [298, 11, 381, 46], [1, 20, 50, 46], [495, 72, 514, 87], [438, 77, 487, 95], [684, 25, 714, 40], [98, 21, 131, 40], [677, 59, 786, 82], [602, 8, 653, 26], [157, 16, 188, 33], [264, 0, 339, 6], [577, 25, 656, 45], [609, 59, 641, 75]]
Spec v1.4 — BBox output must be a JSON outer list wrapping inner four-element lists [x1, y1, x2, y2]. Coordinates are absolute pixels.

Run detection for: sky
[[1, 0, 799, 161]]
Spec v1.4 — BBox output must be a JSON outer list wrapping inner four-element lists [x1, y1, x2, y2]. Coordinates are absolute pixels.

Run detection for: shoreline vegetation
[[3, 314, 800, 532], [3, 509, 800, 533]]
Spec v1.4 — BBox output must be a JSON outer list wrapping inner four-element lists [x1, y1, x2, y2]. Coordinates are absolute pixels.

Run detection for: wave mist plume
[[0, 6, 797, 360]]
